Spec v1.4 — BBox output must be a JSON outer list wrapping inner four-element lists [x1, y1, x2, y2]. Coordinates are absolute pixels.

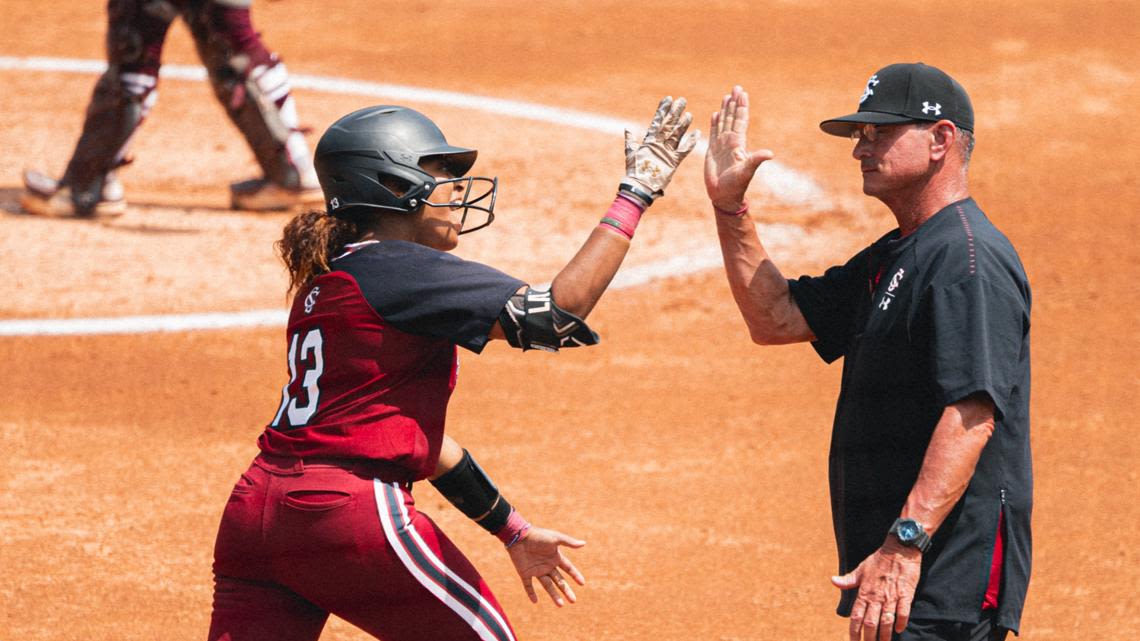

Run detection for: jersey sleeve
[[786, 246, 871, 363], [923, 276, 1029, 421], [339, 242, 525, 353]]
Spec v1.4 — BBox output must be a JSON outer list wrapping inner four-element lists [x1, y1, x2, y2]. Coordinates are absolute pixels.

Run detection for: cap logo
[[922, 101, 942, 116], [329, 197, 340, 209], [860, 74, 880, 104]]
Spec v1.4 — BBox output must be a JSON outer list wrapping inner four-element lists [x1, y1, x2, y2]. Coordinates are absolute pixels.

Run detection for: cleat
[[19, 168, 126, 218], [22, 168, 60, 197], [230, 178, 324, 211]]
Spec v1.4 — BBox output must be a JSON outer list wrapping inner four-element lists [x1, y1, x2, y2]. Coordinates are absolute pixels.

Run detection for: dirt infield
[[2, 1, 1138, 639]]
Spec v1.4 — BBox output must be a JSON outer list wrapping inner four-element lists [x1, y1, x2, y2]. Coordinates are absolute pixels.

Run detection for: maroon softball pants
[[208, 453, 517, 641]]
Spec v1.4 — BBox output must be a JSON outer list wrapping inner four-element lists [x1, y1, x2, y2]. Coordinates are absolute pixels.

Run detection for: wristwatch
[[889, 518, 932, 553]]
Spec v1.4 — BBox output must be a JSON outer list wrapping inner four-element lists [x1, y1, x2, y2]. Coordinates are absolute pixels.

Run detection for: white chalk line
[[0, 55, 826, 337]]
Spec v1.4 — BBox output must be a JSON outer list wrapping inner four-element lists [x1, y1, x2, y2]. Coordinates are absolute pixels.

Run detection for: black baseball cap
[[819, 62, 974, 137]]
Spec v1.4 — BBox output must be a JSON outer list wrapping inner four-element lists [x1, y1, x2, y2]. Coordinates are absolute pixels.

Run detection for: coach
[[704, 63, 1032, 641]]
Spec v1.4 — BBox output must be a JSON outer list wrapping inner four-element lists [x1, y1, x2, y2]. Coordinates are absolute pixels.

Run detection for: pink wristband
[[714, 202, 749, 217], [598, 193, 647, 240], [496, 509, 533, 548]]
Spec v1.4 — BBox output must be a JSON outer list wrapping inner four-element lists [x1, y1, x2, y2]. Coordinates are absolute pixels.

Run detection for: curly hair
[[276, 210, 362, 296]]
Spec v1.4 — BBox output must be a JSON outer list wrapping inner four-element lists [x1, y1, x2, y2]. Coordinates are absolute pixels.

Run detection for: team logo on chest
[[304, 286, 322, 314], [878, 268, 905, 311]]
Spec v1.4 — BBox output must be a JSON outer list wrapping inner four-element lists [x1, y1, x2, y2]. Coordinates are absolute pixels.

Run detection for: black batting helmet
[[314, 105, 498, 233]]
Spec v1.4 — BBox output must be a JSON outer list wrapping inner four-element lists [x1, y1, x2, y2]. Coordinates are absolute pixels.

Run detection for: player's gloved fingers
[[660, 96, 688, 141], [537, 575, 564, 607], [678, 130, 701, 156], [646, 96, 672, 140], [667, 110, 694, 148], [624, 129, 637, 166]]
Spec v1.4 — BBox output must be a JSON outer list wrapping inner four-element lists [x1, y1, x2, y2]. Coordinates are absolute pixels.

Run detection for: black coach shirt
[[787, 198, 1032, 633]]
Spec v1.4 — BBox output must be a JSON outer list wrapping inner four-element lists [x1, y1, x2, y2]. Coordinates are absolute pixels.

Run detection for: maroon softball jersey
[[258, 239, 524, 479], [209, 239, 525, 641]]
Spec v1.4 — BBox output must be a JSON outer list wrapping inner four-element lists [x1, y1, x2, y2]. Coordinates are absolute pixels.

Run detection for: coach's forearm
[[715, 210, 812, 344], [900, 395, 996, 536], [549, 225, 631, 320]]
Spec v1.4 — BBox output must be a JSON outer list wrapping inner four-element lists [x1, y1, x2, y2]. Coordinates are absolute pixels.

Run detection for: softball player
[[207, 99, 698, 641]]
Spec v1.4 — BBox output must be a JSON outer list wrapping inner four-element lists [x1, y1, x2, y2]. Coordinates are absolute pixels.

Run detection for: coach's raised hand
[[619, 96, 700, 207], [704, 85, 775, 213]]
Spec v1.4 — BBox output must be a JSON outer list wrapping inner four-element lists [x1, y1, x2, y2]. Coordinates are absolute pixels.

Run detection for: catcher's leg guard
[[47, 0, 175, 216], [185, 1, 318, 196]]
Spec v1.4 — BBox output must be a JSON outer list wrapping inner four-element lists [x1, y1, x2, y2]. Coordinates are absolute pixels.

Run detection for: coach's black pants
[[896, 611, 1009, 641]]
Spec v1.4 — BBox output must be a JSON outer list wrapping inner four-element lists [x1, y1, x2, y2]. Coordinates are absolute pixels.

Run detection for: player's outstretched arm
[[705, 86, 813, 345], [549, 96, 700, 319], [487, 96, 699, 351]]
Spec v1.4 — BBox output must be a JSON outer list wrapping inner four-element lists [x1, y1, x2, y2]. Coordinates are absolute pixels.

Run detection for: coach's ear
[[928, 120, 957, 162]]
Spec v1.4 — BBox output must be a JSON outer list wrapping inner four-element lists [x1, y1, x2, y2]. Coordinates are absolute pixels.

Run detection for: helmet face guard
[[314, 106, 499, 233], [425, 175, 498, 234]]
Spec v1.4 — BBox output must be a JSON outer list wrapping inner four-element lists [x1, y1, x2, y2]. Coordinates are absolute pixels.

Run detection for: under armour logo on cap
[[819, 62, 975, 137]]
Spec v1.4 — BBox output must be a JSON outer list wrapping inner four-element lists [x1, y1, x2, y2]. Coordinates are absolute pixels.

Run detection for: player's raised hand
[[621, 96, 701, 207], [506, 526, 586, 607], [704, 85, 775, 212]]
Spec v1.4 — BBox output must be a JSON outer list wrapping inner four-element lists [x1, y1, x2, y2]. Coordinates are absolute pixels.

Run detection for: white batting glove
[[620, 96, 700, 207]]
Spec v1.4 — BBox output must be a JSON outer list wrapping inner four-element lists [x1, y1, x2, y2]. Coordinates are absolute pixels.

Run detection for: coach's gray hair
[[958, 127, 975, 168]]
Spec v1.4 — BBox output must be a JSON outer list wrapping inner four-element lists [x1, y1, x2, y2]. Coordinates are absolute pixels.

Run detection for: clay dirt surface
[[1, 1, 1138, 640]]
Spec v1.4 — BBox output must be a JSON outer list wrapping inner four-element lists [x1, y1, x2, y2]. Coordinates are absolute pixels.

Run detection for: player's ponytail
[[277, 209, 361, 297]]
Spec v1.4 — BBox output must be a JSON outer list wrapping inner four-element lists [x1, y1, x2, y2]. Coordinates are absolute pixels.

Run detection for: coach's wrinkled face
[[851, 121, 942, 200]]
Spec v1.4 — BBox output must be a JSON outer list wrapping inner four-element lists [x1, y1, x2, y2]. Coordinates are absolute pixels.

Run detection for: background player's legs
[[21, 0, 172, 218], [181, 0, 321, 210]]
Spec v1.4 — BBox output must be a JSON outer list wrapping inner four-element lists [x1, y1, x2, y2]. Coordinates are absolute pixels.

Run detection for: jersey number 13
[[271, 328, 325, 428]]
